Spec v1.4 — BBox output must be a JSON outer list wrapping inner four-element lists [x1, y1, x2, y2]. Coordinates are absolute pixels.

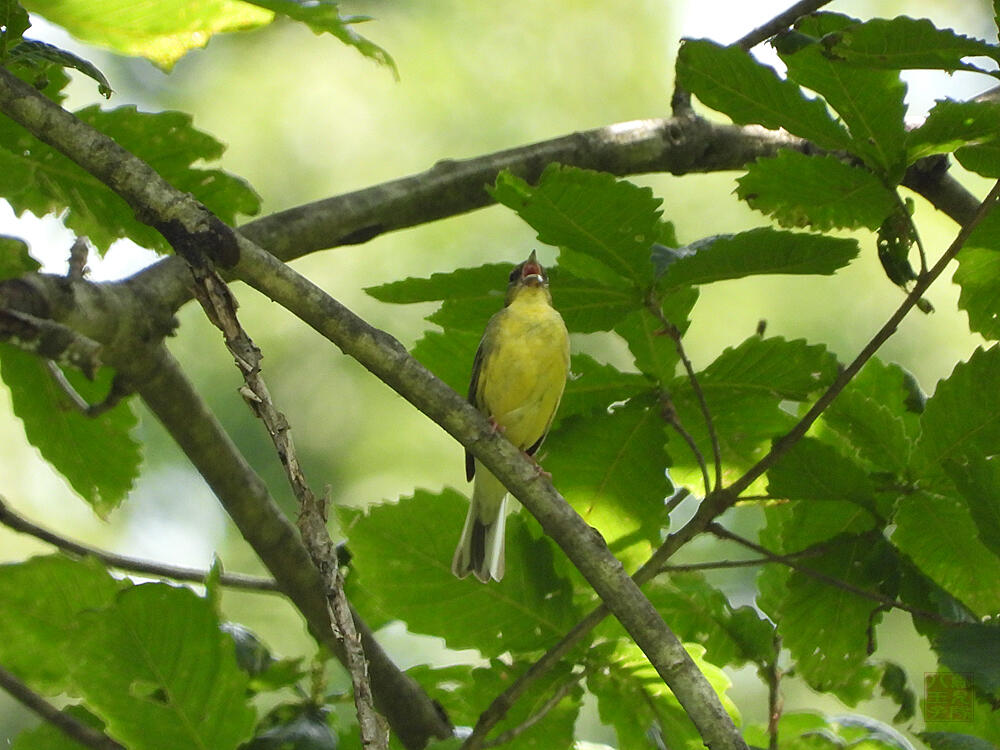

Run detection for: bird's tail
[[451, 466, 508, 582]]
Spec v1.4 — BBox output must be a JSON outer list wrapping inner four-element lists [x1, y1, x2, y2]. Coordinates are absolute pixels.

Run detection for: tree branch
[[0, 663, 124, 750], [0, 495, 279, 592]]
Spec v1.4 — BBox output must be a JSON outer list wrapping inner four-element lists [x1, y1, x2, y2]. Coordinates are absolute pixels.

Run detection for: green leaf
[[614, 285, 698, 384], [736, 152, 897, 231], [0, 234, 38, 279], [823, 17, 1000, 73], [644, 572, 775, 667], [416, 661, 580, 749], [655, 228, 859, 288], [6, 39, 112, 97], [365, 263, 507, 305], [943, 455, 1000, 560], [21, 0, 273, 70], [588, 640, 738, 750], [907, 100, 1000, 164], [0, 555, 125, 693], [766, 436, 878, 508], [242, 0, 396, 75], [956, 141, 1000, 178], [491, 165, 667, 285], [74, 583, 256, 750], [880, 661, 917, 723], [819, 358, 921, 476], [956, 210, 1000, 340], [675, 39, 853, 153], [764, 534, 892, 698], [0, 105, 260, 254], [917, 347, 1000, 467], [340, 489, 579, 657], [891, 490, 1000, 617], [543, 398, 671, 569], [780, 23, 908, 179], [934, 624, 1000, 694], [668, 337, 838, 484], [549, 267, 639, 333], [0, 347, 141, 514], [556, 353, 649, 424], [0, 1, 31, 54], [411, 328, 480, 396]]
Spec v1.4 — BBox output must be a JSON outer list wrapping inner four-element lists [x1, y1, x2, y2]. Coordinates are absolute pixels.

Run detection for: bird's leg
[[522, 451, 553, 480]]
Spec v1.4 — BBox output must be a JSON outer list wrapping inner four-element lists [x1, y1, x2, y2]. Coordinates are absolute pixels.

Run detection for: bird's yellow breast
[[476, 286, 570, 451]]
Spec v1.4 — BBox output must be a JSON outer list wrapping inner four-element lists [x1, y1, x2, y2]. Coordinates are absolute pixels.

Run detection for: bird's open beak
[[520, 251, 546, 286]]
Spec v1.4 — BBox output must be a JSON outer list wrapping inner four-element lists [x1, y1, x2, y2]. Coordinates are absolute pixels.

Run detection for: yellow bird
[[451, 251, 570, 582]]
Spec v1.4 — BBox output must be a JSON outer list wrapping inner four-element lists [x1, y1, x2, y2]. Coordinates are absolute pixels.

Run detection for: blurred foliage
[[2, 1, 1000, 750]]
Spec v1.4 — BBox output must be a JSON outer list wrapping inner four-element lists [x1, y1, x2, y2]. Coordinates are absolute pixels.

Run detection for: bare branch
[[0, 495, 279, 592], [0, 663, 124, 750], [483, 675, 581, 748], [734, 0, 836, 50]]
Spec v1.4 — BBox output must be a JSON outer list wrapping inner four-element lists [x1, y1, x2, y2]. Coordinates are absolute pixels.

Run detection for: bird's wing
[[465, 314, 500, 481]]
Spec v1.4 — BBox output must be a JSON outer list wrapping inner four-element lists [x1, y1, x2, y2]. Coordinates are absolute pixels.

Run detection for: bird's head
[[505, 250, 550, 305]]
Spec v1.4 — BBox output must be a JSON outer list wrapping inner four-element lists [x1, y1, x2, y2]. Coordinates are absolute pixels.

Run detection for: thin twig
[[0, 663, 124, 750], [649, 302, 721, 492], [658, 551, 819, 573], [182, 259, 387, 749], [658, 394, 712, 496], [726, 179, 1000, 500], [765, 634, 783, 750], [484, 675, 581, 748], [0, 496, 280, 592], [708, 524, 953, 624], [735, 0, 835, 50]]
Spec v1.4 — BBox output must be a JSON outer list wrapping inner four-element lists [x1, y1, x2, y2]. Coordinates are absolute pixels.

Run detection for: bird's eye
[[508, 264, 522, 283]]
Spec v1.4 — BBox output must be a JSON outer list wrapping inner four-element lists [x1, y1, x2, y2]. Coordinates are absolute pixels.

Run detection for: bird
[[451, 250, 570, 582]]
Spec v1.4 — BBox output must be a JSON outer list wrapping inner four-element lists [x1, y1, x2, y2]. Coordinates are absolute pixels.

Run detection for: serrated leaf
[[0, 105, 260, 254], [942, 455, 1000, 560], [934, 624, 1000, 694], [676, 39, 853, 153], [549, 267, 638, 332], [880, 661, 917, 723], [0, 555, 125, 694], [766, 436, 878, 508], [736, 152, 897, 231], [614, 285, 698, 384], [907, 100, 1000, 164], [543, 398, 671, 569], [0, 234, 38, 278], [414, 660, 581, 749], [780, 25, 908, 179], [21, 0, 273, 70], [644, 573, 775, 667], [74, 583, 256, 750], [655, 228, 859, 288], [556, 353, 649, 424], [0, 1, 31, 53], [918, 347, 1000, 467], [0, 347, 141, 514], [340, 489, 579, 657], [588, 640, 738, 750], [765, 534, 892, 698], [956, 210, 1000, 340], [242, 0, 395, 75], [411, 328, 481, 396], [491, 166, 666, 284], [668, 337, 838, 485], [365, 263, 507, 305], [891, 489, 1000, 617], [820, 358, 921, 476], [823, 17, 1000, 73]]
